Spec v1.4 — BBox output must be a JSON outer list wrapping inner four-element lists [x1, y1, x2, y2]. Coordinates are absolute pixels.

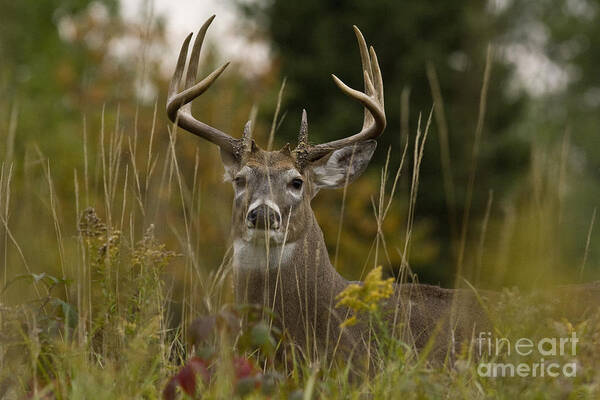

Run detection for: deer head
[[166, 16, 386, 251]]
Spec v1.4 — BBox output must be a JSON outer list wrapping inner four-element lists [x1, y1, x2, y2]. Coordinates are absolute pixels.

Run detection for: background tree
[[488, 0, 600, 284]]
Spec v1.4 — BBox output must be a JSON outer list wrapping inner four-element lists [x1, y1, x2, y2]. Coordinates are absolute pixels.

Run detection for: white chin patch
[[233, 239, 297, 271], [243, 228, 285, 244]]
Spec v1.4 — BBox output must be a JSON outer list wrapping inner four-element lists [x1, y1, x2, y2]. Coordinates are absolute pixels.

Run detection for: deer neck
[[231, 211, 350, 328]]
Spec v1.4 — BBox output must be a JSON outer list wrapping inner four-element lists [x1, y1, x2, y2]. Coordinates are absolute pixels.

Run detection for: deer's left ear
[[308, 140, 376, 195]]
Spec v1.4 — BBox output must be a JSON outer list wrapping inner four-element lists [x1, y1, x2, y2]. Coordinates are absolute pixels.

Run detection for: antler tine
[[181, 15, 215, 112], [166, 16, 240, 156], [242, 120, 253, 153], [369, 46, 384, 108], [298, 109, 308, 145], [168, 32, 193, 101], [351, 26, 375, 131], [353, 26, 374, 95], [295, 26, 386, 163]]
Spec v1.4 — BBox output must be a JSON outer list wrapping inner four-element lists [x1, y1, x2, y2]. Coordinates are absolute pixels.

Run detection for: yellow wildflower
[[335, 266, 395, 326]]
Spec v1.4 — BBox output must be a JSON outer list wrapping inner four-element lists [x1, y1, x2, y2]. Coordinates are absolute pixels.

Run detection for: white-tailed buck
[[166, 15, 490, 364], [168, 16, 600, 366]]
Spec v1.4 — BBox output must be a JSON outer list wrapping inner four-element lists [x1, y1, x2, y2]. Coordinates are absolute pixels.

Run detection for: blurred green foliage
[[0, 0, 118, 168]]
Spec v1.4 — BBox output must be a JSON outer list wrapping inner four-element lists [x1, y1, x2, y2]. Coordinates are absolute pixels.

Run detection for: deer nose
[[246, 204, 281, 230]]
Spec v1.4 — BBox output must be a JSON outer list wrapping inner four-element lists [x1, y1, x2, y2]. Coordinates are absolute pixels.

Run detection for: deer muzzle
[[246, 204, 281, 230]]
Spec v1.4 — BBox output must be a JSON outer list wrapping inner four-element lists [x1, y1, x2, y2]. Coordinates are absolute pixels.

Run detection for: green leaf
[[51, 298, 78, 330], [250, 321, 271, 347]]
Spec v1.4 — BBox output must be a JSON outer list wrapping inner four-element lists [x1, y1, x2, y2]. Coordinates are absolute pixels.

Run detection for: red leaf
[[177, 364, 197, 397], [233, 357, 255, 380], [189, 357, 211, 383], [162, 377, 178, 400], [163, 357, 212, 400]]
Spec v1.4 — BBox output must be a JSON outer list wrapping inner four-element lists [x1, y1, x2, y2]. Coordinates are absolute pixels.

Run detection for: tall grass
[[0, 100, 234, 397]]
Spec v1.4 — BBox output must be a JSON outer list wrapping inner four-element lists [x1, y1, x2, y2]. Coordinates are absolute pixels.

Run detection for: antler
[[294, 26, 386, 164], [167, 16, 248, 158]]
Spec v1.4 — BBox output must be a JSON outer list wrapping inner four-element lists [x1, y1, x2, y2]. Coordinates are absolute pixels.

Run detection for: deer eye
[[289, 178, 303, 190], [234, 176, 246, 188]]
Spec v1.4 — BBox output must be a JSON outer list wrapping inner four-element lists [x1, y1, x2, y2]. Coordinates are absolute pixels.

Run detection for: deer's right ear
[[219, 149, 240, 182], [308, 140, 376, 196]]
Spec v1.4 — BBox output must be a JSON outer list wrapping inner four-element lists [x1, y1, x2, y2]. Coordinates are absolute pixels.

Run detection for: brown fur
[[228, 147, 492, 366]]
